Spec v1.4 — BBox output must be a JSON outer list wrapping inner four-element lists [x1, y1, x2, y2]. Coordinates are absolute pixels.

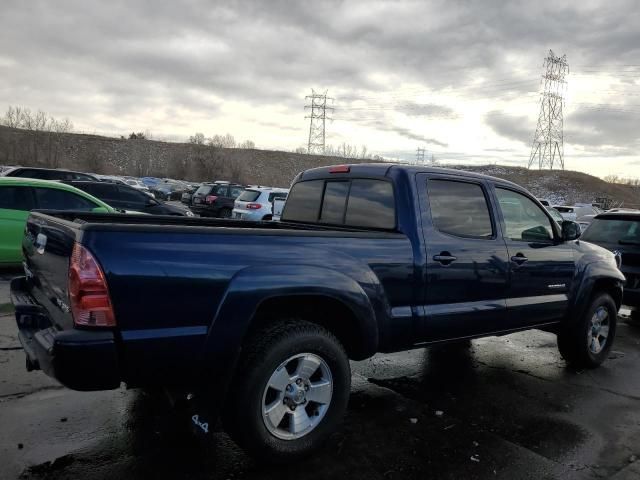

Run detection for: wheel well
[[592, 278, 623, 311], [247, 295, 371, 360], [262, 214, 272, 221]]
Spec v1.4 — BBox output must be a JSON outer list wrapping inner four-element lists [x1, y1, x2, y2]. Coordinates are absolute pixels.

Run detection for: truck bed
[[38, 210, 400, 236]]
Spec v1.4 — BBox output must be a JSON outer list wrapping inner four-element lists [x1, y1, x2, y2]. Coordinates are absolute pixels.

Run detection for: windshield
[[581, 218, 640, 244]]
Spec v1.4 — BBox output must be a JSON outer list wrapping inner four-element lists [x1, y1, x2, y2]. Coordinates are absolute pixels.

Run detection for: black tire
[[224, 320, 351, 462], [557, 293, 617, 369], [629, 309, 640, 326], [220, 208, 232, 219], [262, 214, 273, 221]]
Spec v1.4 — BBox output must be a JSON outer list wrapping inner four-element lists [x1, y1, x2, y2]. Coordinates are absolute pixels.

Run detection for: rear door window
[[320, 181, 349, 224], [76, 183, 119, 203], [345, 179, 395, 229], [0, 186, 35, 210], [117, 186, 149, 207], [230, 186, 244, 198], [34, 188, 98, 211], [283, 178, 395, 229], [282, 180, 324, 222], [427, 179, 493, 238]]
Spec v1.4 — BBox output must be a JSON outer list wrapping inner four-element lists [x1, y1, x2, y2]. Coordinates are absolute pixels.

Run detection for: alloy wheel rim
[[588, 306, 610, 354], [261, 353, 333, 440]]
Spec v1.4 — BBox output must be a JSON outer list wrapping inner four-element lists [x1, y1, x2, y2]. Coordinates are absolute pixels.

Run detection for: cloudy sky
[[2, 0, 640, 178]]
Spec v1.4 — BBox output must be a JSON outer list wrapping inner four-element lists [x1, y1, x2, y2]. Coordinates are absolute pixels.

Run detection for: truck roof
[[299, 163, 525, 190]]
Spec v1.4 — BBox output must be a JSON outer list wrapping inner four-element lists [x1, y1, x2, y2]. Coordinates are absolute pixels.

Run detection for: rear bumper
[[11, 276, 120, 391], [232, 208, 265, 221], [191, 205, 219, 217]]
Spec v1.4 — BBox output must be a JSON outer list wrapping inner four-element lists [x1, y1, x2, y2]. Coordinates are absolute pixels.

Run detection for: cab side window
[[427, 179, 493, 238], [496, 188, 554, 242], [34, 188, 97, 211]]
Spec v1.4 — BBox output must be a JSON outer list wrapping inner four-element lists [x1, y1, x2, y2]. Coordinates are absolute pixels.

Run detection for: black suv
[[190, 182, 245, 218], [2, 167, 97, 181], [65, 181, 194, 216], [581, 212, 640, 322]]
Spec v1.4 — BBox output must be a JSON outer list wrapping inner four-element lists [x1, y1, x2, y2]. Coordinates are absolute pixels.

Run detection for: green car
[[0, 177, 114, 265]]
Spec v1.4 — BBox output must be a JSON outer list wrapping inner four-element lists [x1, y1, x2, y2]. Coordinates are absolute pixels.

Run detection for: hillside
[[447, 164, 640, 207], [0, 125, 638, 207]]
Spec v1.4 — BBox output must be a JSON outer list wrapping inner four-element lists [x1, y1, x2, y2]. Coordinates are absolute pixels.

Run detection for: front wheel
[[557, 293, 617, 369], [224, 320, 350, 462]]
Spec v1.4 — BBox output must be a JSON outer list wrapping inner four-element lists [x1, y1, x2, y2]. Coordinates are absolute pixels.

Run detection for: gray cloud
[[565, 107, 640, 148], [1, 0, 640, 162], [485, 112, 533, 144]]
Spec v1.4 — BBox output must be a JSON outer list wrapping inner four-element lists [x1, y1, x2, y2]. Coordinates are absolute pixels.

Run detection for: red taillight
[[205, 195, 218, 204], [329, 165, 350, 173], [246, 203, 261, 209], [68, 243, 116, 327]]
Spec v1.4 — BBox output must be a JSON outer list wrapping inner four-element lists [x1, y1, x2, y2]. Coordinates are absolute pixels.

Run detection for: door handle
[[511, 253, 528, 265], [433, 253, 457, 265]]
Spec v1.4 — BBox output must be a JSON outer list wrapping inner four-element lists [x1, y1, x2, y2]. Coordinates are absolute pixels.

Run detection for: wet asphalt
[[1, 271, 640, 480]]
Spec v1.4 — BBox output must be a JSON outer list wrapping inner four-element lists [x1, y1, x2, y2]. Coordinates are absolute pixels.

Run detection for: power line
[[528, 50, 569, 170], [305, 89, 333, 155]]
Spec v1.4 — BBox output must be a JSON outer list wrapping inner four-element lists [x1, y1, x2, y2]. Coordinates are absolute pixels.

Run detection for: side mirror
[[561, 220, 581, 241]]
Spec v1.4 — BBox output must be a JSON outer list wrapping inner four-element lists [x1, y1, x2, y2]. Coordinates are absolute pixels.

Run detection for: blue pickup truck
[[11, 164, 624, 461]]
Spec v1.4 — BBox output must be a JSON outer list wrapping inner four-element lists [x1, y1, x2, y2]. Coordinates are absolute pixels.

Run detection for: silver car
[[233, 187, 289, 221]]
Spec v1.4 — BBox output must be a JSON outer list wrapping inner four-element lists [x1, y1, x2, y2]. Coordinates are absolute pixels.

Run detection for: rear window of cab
[[282, 178, 395, 229]]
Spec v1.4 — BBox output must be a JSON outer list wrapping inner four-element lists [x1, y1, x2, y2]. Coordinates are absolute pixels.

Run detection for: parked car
[[581, 212, 640, 322], [122, 178, 152, 195], [272, 196, 286, 221], [1, 167, 98, 181], [140, 177, 161, 188], [12, 164, 623, 461], [0, 177, 113, 265], [151, 181, 187, 201], [232, 187, 289, 221], [190, 181, 245, 217], [64, 181, 194, 216], [546, 206, 564, 225], [553, 204, 602, 221], [180, 184, 200, 206]]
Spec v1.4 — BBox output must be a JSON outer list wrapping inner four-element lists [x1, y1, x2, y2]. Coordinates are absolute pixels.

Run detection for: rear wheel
[[219, 208, 232, 218], [557, 293, 617, 368], [224, 320, 350, 462]]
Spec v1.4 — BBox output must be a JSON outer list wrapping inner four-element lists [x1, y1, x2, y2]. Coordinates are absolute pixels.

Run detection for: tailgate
[[13, 212, 120, 390], [22, 212, 80, 331]]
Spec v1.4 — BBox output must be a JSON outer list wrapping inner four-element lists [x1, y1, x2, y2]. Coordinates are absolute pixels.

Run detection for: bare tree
[[604, 174, 620, 184], [209, 133, 236, 148], [239, 139, 255, 149], [189, 132, 206, 145], [2, 106, 25, 128]]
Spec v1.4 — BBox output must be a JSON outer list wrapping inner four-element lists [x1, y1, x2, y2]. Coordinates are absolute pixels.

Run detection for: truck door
[[417, 174, 510, 342], [492, 186, 575, 326]]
